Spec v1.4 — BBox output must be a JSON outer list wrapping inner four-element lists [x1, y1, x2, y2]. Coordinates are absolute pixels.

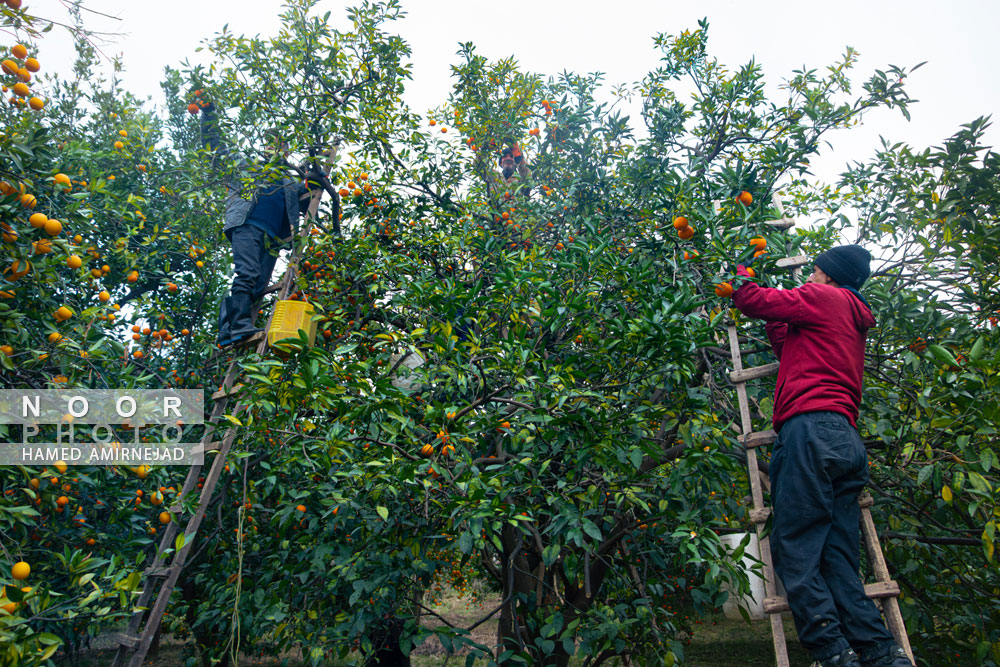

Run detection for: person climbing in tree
[[475, 139, 531, 204], [199, 94, 325, 346], [729, 245, 914, 667]]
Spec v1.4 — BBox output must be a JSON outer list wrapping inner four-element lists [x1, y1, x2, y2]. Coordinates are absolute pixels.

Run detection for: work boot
[[216, 300, 232, 347], [225, 292, 263, 345], [820, 648, 862, 667], [861, 645, 914, 667]]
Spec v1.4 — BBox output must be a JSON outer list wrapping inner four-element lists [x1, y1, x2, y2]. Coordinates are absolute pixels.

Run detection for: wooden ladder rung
[[776, 255, 809, 269], [750, 507, 771, 524], [763, 581, 901, 614], [144, 567, 172, 578], [730, 362, 780, 383], [763, 217, 796, 230], [740, 429, 777, 448], [110, 632, 141, 649]]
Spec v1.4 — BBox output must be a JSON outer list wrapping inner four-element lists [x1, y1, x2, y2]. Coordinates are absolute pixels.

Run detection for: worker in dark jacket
[[730, 245, 913, 667], [200, 100, 321, 346]]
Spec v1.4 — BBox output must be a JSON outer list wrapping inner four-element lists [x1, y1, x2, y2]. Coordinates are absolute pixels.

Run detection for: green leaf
[[969, 336, 984, 361], [376, 505, 389, 521], [928, 344, 958, 368]]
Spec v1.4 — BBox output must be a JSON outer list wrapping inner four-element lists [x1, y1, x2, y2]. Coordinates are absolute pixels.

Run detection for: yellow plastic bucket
[[267, 300, 317, 349]]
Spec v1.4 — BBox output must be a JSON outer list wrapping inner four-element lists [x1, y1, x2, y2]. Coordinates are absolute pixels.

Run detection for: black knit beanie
[[814, 245, 872, 289]]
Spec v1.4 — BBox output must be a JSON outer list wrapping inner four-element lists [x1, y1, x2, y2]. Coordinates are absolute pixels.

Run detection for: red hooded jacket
[[731, 280, 876, 432]]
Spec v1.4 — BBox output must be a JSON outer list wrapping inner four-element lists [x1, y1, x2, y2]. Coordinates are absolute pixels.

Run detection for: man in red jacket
[[731, 245, 913, 667]]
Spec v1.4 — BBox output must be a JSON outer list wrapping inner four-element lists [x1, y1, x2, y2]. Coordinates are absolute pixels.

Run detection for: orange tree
[[4, 2, 995, 666], [838, 118, 1000, 664], [161, 13, 935, 666]]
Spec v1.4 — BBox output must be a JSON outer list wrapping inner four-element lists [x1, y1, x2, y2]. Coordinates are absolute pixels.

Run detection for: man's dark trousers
[[770, 411, 896, 663], [218, 224, 279, 342]]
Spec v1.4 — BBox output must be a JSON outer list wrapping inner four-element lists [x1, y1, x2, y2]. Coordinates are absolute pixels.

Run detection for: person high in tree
[[197, 92, 325, 347]]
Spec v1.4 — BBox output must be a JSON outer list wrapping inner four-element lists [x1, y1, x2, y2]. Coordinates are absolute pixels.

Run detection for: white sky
[[24, 0, 1000, 188]]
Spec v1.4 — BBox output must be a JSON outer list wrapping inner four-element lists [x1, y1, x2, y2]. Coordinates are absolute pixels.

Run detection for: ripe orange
[[181, 328, 190, 336], [19, 192, 36, 208], [113, 141, 123, 150], [529, 128, 540, 136], [737, 191, 753, 206], [166, 282, 177, 293], [420, 443, 435, 457], [16, 68, 29, 83], [0, 59, 16, 75], [11, 562, 29, 581], [54, 173, 71, 188], [66, 255, 82, 269], [353, 188, 362, 197], [338, 188, 349, 197], [126, 271, 138, 283], [43, 218, 62, 236], [47, 332, 62, 344], [11, 82, 28, 97], [6, 259, 31, 280], [28, 212, 46, 228], [714, 282, 734, 298], [5, 0, 22, 10], [677, 226, 695, 240], [672, 216, 689, 230], [24, 57, 39, 73], [0, 344, 12, 357], [98, 291, 110, 303], [27, 96, 43, 111], [295, 504, 306, 512], [745, 267, 756, 278], [56, 495, 69, 507], [754, 250, 767, 259], [55, 306, 73, 321], [749, 237, 766, 251], [118, 129, 127, 137], [32, 238, 52, 254], [187, 103, 199, 115], [159, 511, 171, 524], [10, 44, 26, 59]]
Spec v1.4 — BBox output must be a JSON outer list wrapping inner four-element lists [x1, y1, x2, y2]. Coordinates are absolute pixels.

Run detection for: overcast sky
[[28, 0, 1000, 189]]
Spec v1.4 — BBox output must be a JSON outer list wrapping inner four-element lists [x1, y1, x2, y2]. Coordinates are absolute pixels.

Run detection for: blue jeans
[[770, 411, 895, 663]]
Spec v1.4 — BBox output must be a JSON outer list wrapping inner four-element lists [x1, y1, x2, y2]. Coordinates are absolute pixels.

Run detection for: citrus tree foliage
[[838, 119, 1000, 664], [1, 2, 996, 667]]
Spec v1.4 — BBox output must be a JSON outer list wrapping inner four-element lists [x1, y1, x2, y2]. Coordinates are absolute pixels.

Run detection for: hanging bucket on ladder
[[267, 300, 317, 350]]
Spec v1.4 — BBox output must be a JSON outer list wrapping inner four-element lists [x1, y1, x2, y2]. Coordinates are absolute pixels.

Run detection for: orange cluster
[[1, 42, 43, 110]]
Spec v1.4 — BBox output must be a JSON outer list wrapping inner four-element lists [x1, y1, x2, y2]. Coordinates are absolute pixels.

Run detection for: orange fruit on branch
[[672, 216, 689, 230], [714, 282, 734, 298], [11, 562, 29, 581], [737, 191, 753, 206], [749, 236, 766, 251], [677, 226, 695, 240], [10, 44, 27, 60]]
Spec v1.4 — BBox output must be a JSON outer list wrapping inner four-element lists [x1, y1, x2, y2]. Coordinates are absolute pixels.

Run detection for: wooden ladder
[[725, 194, 914, 667], [109, 146, 337, 667]]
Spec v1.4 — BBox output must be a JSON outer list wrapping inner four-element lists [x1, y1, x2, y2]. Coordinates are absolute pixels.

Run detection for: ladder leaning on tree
[[725, 194, 914, 667], [108, 144, 339, 667]]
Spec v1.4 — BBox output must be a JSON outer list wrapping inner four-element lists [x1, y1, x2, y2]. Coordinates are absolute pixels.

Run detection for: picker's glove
[[511, 143, 524, 164], [304, 169, 326, 191]]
